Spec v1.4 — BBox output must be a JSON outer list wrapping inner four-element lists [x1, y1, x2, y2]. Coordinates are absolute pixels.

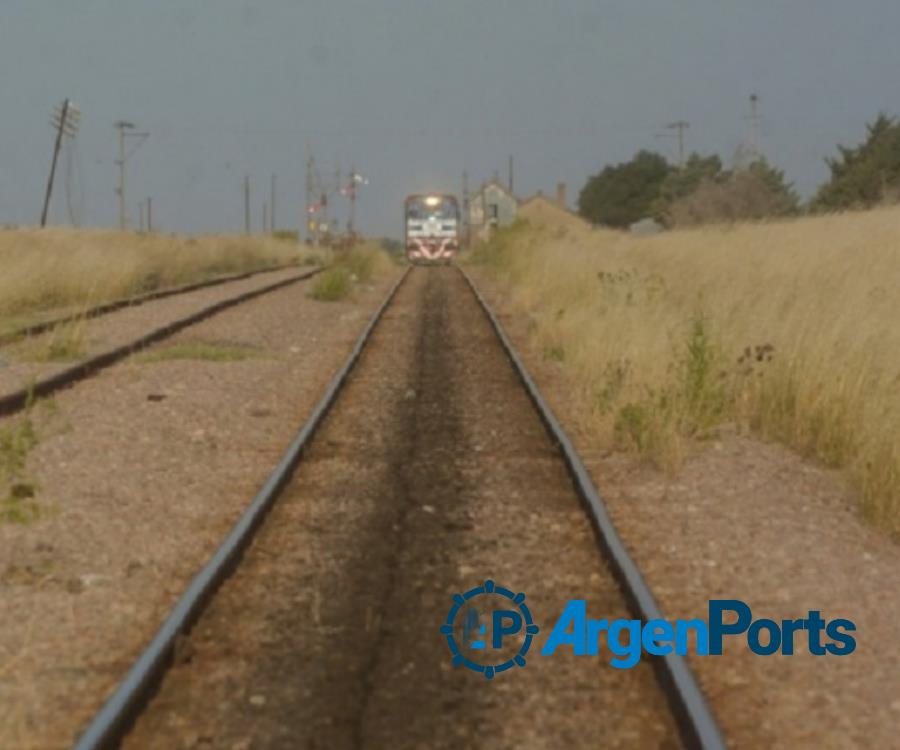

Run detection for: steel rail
[[459, 266, 727, 750], [71, 267, 410, 750], [0, 263, 308, 348], [0, 268, 323, 418]]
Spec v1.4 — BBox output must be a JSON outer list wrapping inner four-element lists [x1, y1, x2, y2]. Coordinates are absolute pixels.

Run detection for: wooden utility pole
[[347, 165, 356, 238], [328, 166, 339, 236], [147, 197, 153, 232], [305, 156, 314, 242], [508, 155, 514, 195], [270, 174, 276, 233], [462, 169, 470, 248], [41, 99, 78, 227], [244, 175, 251, 234]]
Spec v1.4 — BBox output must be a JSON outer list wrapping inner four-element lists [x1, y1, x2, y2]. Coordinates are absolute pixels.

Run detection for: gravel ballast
[[0, 271, 400, 749]]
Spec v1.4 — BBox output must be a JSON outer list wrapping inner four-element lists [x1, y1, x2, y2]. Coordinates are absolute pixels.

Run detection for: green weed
[[543, 345, 565, 362], [138, 341, 265, 364], [0, 405, 41, 525], [18, 320, 87, 362], [309, 267, 352, 301]]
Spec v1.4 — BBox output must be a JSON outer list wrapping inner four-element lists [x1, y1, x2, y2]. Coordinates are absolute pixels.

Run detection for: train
[[404, 193, 461, 263]]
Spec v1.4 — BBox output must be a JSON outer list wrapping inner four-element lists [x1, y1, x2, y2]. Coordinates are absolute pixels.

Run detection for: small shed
[[468, 180, 518, 242]]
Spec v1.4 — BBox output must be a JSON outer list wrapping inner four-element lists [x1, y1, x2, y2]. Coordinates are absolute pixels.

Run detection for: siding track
[[0, 267, 321, 417], [0, 264, 305, 348]]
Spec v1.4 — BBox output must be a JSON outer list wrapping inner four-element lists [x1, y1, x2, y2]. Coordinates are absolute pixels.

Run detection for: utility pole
[[147, 197, 153, 232], [270, 174, 276, 233], [243, 175, 251, 234], [138, 201, 145, 232], [462, 169, 470, 248], [116, 122, 128, 230], [347, 165, 356, 238], [666, 121, 690, 168], [508, 155, 514, 195], [41, 99, 80, 227], [263, 202, 268, 235], [331, 166, 340, 236], [305, 155, 315, 243], [114, 120, 148, 230]]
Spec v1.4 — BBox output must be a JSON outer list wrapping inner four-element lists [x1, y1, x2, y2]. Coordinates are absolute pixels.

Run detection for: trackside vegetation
[[577, 113, 900, 229], [309, 243, 394, 302], [0, 228, 327, 335], [470, 208, 900, 538]]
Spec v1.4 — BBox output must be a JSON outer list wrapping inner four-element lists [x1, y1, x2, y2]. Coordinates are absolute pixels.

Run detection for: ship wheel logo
[[440, 579, 539, 679]]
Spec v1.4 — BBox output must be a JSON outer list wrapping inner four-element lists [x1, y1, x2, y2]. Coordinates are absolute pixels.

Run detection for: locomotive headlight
[[424, 195, 441, 207]]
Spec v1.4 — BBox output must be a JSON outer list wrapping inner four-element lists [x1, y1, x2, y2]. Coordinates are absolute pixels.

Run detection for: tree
[[577, 151, 671, 228], [653, 153, 726, 218], [745, 160, 799, 213], [812, 113, 900, 211], [666, 159, 799, 227], [579, 149, 798, 229]]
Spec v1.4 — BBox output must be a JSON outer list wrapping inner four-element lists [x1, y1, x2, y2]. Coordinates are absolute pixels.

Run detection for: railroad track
[[0, 265, 321, 417], [0, 263, 305, 348], [73, 265, 725, 749]]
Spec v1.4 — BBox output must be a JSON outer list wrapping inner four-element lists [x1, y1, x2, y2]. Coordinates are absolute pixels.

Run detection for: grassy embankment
[[0, 227, 328, 360], [0, 227, 327, 336], [470, 201, 900, 537]]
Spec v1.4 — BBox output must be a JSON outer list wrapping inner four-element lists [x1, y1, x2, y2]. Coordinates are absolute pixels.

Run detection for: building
[[518, 183, 571, 217], [468, 179, 518, 242]]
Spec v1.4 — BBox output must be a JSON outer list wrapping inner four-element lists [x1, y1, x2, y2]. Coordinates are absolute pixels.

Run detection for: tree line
[[577, 113, 900, 228]]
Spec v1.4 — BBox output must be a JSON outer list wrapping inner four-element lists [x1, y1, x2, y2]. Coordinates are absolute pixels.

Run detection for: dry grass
[[0, 227, 327, 329], [471, 201, 900, 536]]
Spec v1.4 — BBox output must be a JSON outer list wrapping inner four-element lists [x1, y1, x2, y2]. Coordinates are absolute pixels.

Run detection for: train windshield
[[406, 196, 459, 221]]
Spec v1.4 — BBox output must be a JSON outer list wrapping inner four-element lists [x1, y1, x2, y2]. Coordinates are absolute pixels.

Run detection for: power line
[[64, 128, 86, 226]]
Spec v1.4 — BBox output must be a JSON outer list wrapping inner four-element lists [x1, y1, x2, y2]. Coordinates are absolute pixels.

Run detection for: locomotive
[[404, 193, 461, 262]]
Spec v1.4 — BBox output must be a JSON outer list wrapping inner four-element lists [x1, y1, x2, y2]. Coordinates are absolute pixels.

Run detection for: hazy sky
[[2, 1, 899, 237]]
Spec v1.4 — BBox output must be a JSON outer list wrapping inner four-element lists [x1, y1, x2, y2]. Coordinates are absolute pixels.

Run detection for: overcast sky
[[2, 1, 899, 237]]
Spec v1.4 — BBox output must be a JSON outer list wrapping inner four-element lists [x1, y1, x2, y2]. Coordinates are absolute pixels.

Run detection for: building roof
[[518, 194, 589, 228], [471, 179, 519, 203]]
